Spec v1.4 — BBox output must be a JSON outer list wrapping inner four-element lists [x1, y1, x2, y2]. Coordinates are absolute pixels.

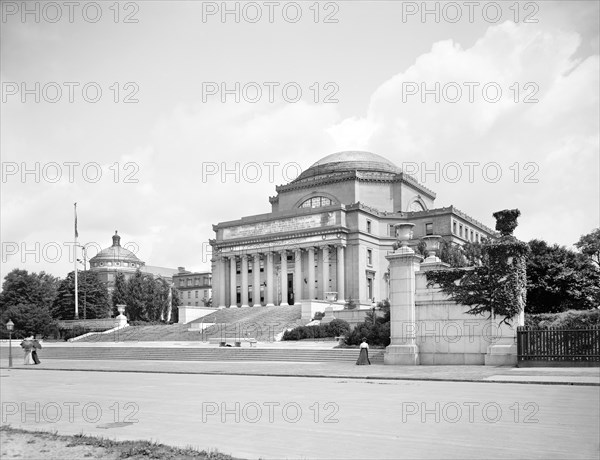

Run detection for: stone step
[[15, 347, 384, 363]]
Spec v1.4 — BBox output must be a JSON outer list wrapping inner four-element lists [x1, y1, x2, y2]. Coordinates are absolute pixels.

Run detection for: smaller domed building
[[89, 231, 179, 292]]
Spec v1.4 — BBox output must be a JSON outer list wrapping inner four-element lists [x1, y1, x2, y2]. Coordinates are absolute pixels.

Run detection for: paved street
[[1, 368, 598, 459]]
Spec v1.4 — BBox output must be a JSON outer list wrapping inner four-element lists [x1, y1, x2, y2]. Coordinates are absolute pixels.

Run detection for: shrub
[[525, 309, 600, 328], [325, 319, 351, 337], [344, 319, 390, 347], [282, 320, 350, 341], [344, 298, 357, 310], [313, 312, 325, 321]]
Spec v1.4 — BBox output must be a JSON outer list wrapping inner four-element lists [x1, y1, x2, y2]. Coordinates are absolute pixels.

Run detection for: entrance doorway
[[287, 273, 294, 305]]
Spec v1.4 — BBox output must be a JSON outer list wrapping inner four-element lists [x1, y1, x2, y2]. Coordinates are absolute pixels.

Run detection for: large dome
[[295, 151, 401, 181], [89, 231, 144, 269]]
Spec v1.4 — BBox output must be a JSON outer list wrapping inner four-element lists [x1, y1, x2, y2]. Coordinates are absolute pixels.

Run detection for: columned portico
[[253, 254, 261, 307], [294, 249, 302, 304], [321, 245, 330, 297], [240, 255, 249, 307], [307, 246, 316, 300], [265, 252, 274, 306], [217, 257, 226, 308], [336, 245, 345, 301], [280, 250, 289, 306], [229, 255, 237, 308]]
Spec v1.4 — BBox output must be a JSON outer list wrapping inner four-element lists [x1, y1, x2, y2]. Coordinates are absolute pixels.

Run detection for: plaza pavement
[[1, 368, 599, 459], [2, 357, 599, 385]]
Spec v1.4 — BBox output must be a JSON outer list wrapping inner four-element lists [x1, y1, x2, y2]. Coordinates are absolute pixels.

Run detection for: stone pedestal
[[384, 344, 420, 365], [485, 343, 518, 366], [320, 306, 336, 324], [384, 245, 421, 366]]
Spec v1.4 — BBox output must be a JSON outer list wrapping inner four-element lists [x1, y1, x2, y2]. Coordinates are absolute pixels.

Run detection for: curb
[[3, 366, 598, 386]]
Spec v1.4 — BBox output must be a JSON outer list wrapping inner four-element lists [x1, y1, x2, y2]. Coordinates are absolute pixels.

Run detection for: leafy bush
[[344, 298, 357, 310], [344, 320, 390, 347], [326, 319, 351, 337], [313, 312, 325, 321], [282, 319, 351, 341], [525, 309, 600, 328], [129, 320, 171, 326]]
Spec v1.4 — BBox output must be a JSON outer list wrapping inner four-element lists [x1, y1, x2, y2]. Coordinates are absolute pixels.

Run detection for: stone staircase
[[77, 305, 304, 343], [3, 346, 384, 363]]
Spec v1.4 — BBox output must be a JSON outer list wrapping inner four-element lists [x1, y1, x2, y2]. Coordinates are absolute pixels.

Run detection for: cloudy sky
[[1, 0, 598, 278]]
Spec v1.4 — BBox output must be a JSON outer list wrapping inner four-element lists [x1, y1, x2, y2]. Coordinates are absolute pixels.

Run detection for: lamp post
[[6, 319, 14, 368]]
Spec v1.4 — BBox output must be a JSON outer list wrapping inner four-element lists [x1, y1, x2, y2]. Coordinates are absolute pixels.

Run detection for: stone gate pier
[[384, 225, 522, 366]]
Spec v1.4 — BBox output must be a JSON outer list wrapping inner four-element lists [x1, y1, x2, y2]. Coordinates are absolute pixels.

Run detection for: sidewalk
[[2, 358, 598, 386]]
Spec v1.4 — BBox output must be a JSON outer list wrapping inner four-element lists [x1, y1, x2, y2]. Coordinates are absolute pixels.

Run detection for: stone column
[[321, 246, 329, 298], [294, 249, 302, 304], [253, 254, 261, 307], [265, 252, 274, 306], [280, 250, 289, 306], [229, 255, 237, 308], [307, 246, 315, 300], [336, 245, 345, 302], [240, 255, 249, 307], [384, 245, 421, 365], [217, 257, 226, 308]]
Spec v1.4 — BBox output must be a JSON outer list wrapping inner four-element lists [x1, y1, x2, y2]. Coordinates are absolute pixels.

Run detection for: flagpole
[[74, 202, 79, 319]]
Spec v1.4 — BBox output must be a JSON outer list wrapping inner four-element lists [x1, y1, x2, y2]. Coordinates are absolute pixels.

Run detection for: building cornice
[[274, 170, 436, 200]]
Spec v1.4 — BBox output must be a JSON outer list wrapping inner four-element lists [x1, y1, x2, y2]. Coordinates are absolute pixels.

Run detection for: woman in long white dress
[[20, 336, 35, 365], [356, 337, 371, 365]]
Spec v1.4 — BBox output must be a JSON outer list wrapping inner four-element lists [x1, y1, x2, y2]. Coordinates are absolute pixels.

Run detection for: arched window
[[408, 200, 425, 212], [299, 196, 333, 208]]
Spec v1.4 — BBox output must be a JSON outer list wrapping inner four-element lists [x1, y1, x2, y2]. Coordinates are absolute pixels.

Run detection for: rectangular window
[[366, 220, 372, 233], [187, 291, 191, 299], [470, 230, 474, 241], [453, 221, 457, 234], [367, 249, 373, 266], [459, 225, 463, 237], [367, 277, 373, 300], [389, 224, 395, 237], [236, 262, 240, 275], [260, 259, 264, 273], [195, 291, 198, 298], [204, 290, 208, 297], [425, 223, 433, 235]]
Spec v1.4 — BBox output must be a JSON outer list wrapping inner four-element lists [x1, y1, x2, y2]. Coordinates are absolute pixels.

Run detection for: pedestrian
[[20, 335, 35, 365], [32, 338, 42, 365], [356, 337, 371, 365]]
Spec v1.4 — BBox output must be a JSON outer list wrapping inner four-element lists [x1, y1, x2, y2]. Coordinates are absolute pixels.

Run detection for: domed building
[[89, 231, 179, 292], [210, 151, 496, 309], [89, 231, 145, 289]]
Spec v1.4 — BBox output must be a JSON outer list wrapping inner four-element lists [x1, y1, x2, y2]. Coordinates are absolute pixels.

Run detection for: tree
[[526, 239, 600, 313], [426, 209, 529, 324], [111, 272, 128, 316], [0, 269, 59, 311], [51, 271, 110, 320], [416, 239, 472, 268], [1, 303, 56, 339], [0, 269, 60, 338], [170, 288, 180, 323], [575, 228, 600, 267], [125, 270, 151, 321]]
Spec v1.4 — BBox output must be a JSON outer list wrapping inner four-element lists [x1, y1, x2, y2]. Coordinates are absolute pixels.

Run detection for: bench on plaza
[[207, 337, 257, 347]]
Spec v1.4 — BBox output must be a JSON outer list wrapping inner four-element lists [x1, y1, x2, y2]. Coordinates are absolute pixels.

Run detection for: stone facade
[[210, 151, 497, 309]]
